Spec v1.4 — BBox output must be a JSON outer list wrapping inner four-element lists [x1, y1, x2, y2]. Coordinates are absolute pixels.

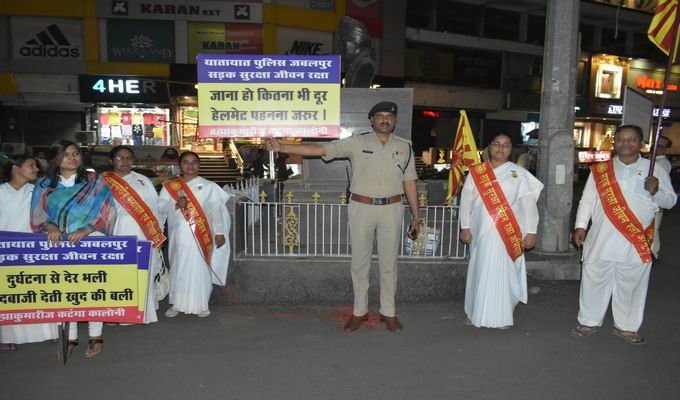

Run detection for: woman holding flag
[[459, 132, 543, 329], [30, 140, 116, 358], [159, 151, 231, 318], [104, 146, 167, 324]]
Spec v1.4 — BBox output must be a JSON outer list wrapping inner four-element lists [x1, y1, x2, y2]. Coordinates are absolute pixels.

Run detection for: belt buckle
[[372, 197, 386, 205]]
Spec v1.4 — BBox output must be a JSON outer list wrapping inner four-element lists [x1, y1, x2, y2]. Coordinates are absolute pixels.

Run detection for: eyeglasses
[[490, 141, 512, 149], [113, 156, 134, 161]]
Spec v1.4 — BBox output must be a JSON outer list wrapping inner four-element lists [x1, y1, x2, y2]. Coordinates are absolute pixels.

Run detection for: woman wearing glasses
[[103, 146, 167, 324], [459, 132, 544, 329]]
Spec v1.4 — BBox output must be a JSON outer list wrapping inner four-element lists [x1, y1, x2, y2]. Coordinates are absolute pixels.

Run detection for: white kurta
[[459, 162, 544, 328], [111, 171, 167, 324], [575, 156, 677, 331], [0, 183, 58, 344], [160, 176, 231, 315]]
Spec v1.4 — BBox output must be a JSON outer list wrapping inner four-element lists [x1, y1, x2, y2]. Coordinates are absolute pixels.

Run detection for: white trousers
[[67, 322, 103, 341], [578, 260, 652, 332]]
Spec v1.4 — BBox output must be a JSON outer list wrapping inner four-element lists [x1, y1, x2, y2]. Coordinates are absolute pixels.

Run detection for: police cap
[[368, 101, 398, 119]]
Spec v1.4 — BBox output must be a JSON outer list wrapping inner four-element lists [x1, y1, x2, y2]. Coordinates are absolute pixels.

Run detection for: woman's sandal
[[612, 327, 647, 346], [85, 337, 103, 358], [570, 324, 599, 338]]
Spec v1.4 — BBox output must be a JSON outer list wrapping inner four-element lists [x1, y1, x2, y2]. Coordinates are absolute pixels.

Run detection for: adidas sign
[[19, 24, 80, 58]]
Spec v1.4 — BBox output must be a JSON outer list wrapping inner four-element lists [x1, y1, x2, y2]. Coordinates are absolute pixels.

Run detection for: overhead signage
[[79, 75, 170, 104], [187, 22, 262, 62], [276, 27, 333, 56], [10, 17, 83, 60], [107, 19, 175, 63], [606, 104, 671, 118], [197, 54, 341, 138], [99, 0, 263, 22]]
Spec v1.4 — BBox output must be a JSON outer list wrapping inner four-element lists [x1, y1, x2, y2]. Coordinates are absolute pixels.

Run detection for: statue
[[337, 16, 375, 88]]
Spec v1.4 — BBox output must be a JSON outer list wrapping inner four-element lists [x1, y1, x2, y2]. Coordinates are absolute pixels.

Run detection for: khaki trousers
[[348, 201, 404, 317]]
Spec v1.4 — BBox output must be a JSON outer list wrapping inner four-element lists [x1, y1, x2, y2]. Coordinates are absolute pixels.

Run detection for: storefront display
[[96, 106, 170, 146], [177, 104, 222, 153]]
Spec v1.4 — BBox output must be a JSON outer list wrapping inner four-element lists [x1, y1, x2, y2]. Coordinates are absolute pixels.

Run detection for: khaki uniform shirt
[[322, 132, 417, 197]]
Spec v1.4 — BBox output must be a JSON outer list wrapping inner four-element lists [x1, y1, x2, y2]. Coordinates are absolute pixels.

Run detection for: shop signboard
[[99, 0, 262, 22], [10, 17, 83, 60], [577, 150, 611, 163], [277, 27, 334, 55], [346, 0, 382, 38], [187, 22, 262, 62], [197, 54, 341, 138], [79, 75, 170, 104], [452, 49, 502, 89], [107, 19, 174, 63], [405, 48, 454, 81]]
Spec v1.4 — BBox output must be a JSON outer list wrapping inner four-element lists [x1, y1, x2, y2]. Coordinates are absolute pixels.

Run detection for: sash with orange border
[[590, 160, 654, 263], [469, 161, 524, 261], [102, 172, 166, 249], [163, 178, 213, 266]]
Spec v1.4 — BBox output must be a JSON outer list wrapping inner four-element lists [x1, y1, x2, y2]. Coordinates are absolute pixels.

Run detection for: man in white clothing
[[571, 125, 677, 345], [650, 136, 673, 259]]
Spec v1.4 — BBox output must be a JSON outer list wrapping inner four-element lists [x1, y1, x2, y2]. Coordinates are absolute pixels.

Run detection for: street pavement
[[3, 208, 680, 400]]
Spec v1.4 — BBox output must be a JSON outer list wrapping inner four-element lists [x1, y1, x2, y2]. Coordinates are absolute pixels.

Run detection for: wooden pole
[[649, 10, 680, 176]]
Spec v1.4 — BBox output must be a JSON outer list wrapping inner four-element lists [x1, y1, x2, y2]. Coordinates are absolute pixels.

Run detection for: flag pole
[[649, 10, 680, 177]]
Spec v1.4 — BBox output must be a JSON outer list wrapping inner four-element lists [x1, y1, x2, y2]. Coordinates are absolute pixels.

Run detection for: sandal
[[612, 327, 647, 346], [84, 337, 103, 358], [570, 324, 599, 338], [0, 343, 17, 352]]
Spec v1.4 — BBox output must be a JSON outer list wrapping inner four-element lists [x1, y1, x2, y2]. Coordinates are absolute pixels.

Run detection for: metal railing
[[233, 201, 465, 260], [224, 177, 261, 202]]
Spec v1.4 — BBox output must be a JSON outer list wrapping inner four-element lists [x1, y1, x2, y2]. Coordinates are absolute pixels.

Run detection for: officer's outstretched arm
[[266, 140, 326, 157]]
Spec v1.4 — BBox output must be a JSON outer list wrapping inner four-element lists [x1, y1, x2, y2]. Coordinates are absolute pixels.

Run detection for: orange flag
[[648, 0, 680, 62], [446, 110, 480, 201]]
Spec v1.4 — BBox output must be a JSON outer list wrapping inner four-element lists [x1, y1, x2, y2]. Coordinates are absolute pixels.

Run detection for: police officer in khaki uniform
[[267, 101, 419, 332]]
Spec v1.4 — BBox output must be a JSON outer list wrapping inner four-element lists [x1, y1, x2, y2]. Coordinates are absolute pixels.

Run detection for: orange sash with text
[[163, 178, 214, 266], [469, 162, 524, 261], [590, 161, 654, 264], [102, 172, 166, 249]]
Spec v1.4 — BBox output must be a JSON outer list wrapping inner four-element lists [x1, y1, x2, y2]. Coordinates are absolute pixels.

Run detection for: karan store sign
[[99, 0, 263, 22]]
